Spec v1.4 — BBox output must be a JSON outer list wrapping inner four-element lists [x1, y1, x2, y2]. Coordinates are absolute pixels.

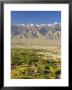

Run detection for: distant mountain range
[[11, 23, 61, 40]]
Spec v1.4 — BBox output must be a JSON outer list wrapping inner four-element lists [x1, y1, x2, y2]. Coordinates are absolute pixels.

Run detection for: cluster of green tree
[[11, 48, 61, 79]]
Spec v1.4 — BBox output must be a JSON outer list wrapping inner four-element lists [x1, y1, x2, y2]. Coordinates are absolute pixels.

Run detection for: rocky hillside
[[11, 23, 61, 40]]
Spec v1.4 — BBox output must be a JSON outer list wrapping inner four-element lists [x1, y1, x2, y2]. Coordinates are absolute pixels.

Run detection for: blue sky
[[11, 11, 61, 24]]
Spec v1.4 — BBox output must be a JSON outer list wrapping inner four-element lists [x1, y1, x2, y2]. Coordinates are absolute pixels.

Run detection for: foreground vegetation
[[11, 48, 61, 79]]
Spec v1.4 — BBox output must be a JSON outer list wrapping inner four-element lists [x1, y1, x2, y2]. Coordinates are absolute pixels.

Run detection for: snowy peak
[[14, 23, 61, 27], [11, 23, 61, 40]]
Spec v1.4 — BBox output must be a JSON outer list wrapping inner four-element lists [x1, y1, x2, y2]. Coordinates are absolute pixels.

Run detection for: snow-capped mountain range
[[11, 23, 61, 40]]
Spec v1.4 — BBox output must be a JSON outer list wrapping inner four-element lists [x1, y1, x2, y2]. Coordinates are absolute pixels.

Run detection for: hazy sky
[[11, 11, 61, 24]]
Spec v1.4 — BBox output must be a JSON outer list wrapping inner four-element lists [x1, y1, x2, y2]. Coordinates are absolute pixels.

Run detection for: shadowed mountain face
[[11, 23, 61, 40]]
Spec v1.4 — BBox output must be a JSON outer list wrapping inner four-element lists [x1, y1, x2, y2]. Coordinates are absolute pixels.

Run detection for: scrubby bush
[[11, 48, 61, 79]]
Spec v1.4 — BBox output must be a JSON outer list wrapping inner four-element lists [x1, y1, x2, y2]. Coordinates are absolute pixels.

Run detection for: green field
[[11, 48, 61, 79]]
